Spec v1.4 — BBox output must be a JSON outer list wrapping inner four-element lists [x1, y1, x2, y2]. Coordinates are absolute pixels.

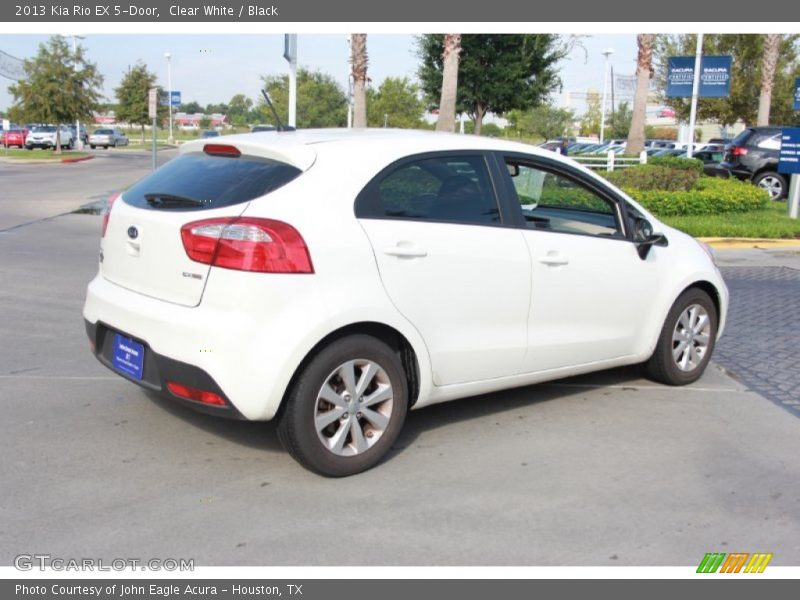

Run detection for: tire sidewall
[[279, 335, 409, 477]]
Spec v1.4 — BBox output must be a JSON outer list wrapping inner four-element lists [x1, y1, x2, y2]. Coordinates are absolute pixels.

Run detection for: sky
[[0, 34, 639, 116]]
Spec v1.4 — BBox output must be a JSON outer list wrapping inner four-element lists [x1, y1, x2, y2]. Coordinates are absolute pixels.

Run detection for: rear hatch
[[100, 139, 314, 307]]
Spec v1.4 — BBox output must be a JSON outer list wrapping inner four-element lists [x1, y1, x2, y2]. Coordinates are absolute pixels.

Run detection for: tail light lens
[[730, 146, 748, 157], [166, 381, 226, 406], [101, 192, 121, 237], [180, 217, 314, 274]]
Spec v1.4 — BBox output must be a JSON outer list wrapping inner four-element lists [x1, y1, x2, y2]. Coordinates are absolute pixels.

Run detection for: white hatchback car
[[84, 129, 728, 476]]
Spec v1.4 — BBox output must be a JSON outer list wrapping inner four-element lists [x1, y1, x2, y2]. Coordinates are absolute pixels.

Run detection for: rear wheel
[[753, 171, 787, 200], [90, 145, 96, 149], [277, 335, 408, 477], [645, 288, 718, 385]]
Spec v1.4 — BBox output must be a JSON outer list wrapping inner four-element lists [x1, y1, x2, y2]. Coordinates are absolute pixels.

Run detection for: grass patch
[[1, 148, 92, 160], [662, 202, 800, 239]]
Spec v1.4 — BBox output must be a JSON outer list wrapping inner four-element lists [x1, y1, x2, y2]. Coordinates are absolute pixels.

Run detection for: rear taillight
[[203, 143, 241, 157], [180, 217, 314, 274], [166, 381, 226, 406], [730, 146, 748, 157], [101, 192, 121, 237]]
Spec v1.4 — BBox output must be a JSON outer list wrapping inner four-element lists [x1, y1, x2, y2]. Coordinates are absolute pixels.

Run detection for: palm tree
[[757, 34, 781, 126], [626, 34, 655, 156], [350, 34, 368, 128], [436, 34, 461, 133]]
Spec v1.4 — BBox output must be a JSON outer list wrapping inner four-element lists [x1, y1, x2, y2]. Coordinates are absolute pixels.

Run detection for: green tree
[[417, 34, 572, 135], [366, 77, 425, 128], [507, 104, 574, 141], [179, 100, 202, 114], [656, 34, 800, 126], [608, 101, 633, 139], [261, 69, 347, 128], [205, 102, 229, 115], [227, 93, 253, 127], [8, 35, 103, 152], [199, 115, 212, 129], [580, 90, 601, 136], [115, 61, 164, 143]]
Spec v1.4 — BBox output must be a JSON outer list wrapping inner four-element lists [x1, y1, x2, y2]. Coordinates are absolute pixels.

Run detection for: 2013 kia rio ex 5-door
[[83, 129, 728, 476]]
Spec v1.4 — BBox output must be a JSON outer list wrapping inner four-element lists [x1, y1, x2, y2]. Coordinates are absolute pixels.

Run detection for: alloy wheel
[[672, 304, 711, 372]]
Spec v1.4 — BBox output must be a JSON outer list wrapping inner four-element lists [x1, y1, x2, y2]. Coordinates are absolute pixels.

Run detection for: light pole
[[164, 52, 173, 144], [70, 34, 85, 150], [600, 48, 614, 144]]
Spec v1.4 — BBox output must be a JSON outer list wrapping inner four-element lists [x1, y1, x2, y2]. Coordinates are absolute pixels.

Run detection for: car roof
[[179, 128, 563, 172]]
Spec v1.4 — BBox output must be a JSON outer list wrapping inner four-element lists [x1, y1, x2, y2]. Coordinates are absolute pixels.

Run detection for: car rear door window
[[357, 155, 501, 226], [122, 152, 302, 211]]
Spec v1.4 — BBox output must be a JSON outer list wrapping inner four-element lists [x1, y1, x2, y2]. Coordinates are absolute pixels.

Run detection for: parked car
[[89, 128, 129, 149], [25, 125, 74, 150], [250, 124, 276, 133], [718, 127, 786, 200], [201, 130, 220, 138], [657, 108, 676, 118], [84, 129, 728, 476], [2, 128, 28, 148]]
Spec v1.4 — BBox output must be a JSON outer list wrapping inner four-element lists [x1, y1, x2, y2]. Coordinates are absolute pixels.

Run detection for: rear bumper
[[85, 319, 245, 419]]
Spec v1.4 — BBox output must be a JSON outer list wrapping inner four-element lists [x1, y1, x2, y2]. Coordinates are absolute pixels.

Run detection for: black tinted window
[[122, 152, 302, 211], [360, 155, 500, 225]]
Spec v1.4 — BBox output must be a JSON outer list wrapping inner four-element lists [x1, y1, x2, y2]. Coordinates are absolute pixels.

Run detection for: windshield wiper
[[144, 193, 209, 209]]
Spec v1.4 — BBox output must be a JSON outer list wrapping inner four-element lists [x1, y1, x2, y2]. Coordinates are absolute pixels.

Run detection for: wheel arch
[[279, 321, 422, 416]]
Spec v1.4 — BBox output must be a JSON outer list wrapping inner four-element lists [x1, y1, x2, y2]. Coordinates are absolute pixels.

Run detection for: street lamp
[[164, 52, 173, 144], [70, 34, 85, 150], [600, 48, 614, 144]]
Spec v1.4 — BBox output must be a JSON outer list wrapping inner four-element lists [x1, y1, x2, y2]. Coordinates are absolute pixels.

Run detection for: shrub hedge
[[605, 164, 698, 192], [620, 177, 770, 217]]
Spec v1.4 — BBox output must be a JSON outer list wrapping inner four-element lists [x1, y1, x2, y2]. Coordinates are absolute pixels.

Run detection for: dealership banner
[[666, 55, 732, 98], [794, 78, 800, 111]]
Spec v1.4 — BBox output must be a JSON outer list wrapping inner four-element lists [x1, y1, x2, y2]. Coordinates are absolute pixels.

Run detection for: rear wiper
[[144, 193, 209, 208]]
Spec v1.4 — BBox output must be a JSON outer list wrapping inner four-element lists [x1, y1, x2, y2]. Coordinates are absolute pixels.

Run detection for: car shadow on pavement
[[140, 365, 649, 460]]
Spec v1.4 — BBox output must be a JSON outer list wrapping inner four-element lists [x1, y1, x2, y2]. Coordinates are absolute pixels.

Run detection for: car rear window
[[122, 152, 302, 211], [94, 129, 113, 134]]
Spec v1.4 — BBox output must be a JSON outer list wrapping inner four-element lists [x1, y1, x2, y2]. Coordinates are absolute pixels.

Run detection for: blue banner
[[666, 55, 732, 98], [778, 128, 800, 175], [794, 77, 800, 111]]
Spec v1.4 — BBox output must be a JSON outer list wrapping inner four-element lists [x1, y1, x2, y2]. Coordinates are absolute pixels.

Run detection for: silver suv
[[25, 125, 74, 150]]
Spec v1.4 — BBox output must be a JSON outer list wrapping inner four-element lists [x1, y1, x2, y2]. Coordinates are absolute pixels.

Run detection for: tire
[[90, 145, 95, 149], [277, 334, 408, 477], [103, 145, 108, 149], [645, 288, 718, 386], [753, 171, 787, 201]]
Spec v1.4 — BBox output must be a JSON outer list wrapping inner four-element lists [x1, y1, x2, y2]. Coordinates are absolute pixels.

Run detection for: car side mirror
[[632, 217, 668, 259]]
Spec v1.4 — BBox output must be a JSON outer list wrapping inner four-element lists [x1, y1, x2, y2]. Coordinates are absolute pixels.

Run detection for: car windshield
[[36, 126, 56, 132], [94, 129, 113, 135]]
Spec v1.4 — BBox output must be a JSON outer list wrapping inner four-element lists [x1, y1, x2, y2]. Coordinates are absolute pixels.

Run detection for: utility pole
[[687, 33, 704, 158], [70, 35, 85, 150], [600, 48, 614, 144], [284, 34, 297, 128], [165, 52, 173, 144]]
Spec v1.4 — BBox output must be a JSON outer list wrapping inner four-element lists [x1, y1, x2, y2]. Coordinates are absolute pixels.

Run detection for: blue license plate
[[112, 334, 145, 380]]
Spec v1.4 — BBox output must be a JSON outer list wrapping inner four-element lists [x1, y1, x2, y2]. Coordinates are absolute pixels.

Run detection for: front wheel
[[277, 335, 408, 477], [645, 288, 718, 386]]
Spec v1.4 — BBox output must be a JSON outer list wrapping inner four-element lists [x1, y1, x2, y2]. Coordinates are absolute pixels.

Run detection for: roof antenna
[[260, 89, 295, 132]]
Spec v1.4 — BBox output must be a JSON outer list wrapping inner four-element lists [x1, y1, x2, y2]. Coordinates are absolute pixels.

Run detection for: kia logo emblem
[[127, 226, 139, 239]]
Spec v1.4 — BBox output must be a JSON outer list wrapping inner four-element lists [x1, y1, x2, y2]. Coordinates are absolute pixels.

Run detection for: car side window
[[506, 160, 623, 238], [364, 155, 501, 226]]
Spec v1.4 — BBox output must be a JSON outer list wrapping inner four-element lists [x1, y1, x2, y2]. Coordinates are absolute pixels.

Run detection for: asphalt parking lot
[[1, 156, 799, 566]]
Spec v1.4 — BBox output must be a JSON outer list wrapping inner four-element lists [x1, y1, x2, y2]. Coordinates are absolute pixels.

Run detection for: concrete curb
[[60, 155, 94, 164], [699, 237, 800, 249]]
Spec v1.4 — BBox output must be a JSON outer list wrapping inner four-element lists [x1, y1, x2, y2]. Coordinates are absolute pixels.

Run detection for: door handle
[[383, 244, 428, 258], [537, 253, 569, 266]]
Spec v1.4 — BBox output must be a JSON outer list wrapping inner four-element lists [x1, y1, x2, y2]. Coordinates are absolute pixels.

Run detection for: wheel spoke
[[315, 407, 344, 432], [673, 341, 688, 362], [362, 383, 392, 407], [319, 383, 347, 408], [361, 407, 389, 430], [694, 332, 710, 345], [355, 362, 378, 398], [693, 314, 709, 335], [679, 312, 691, 331], [350, 419, 368, 453], [328, 419, 351, 453], [337, 361, 357, 397]]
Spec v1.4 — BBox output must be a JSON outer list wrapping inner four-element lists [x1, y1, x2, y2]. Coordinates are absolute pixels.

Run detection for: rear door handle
[[383, 244, 428, 258], [537, 253, 569, 266]]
